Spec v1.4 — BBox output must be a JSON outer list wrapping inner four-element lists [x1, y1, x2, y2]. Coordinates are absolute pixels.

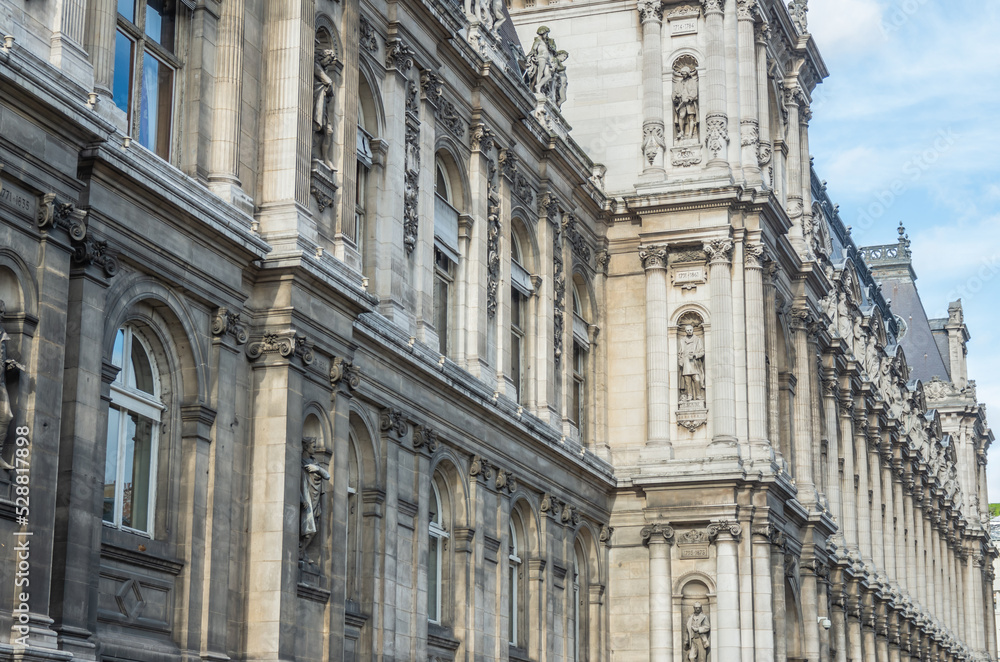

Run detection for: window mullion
[[115, 407, 127, 528]]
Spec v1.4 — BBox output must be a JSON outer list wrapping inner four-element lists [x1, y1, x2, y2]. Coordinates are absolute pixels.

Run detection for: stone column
[[801, 561, 821, 662], [903, 475, 919, 604], [783, 86, 804, 242], [208, 0, 248, 201], [642, 523, 675, 662], [329, 362, 359, 657], [704, 240, 737, 450], [703, 0, 730, 170], [822, 371, 842, 539], [736, 0, 760, 183], [763, 260, 782, 458], [50, 0, 91, 83], [85, 0, 117, 96], [754, 22, 772, 187], [790, 307, 817, 507], [855, 416, 873, 565], [839, 395, 858, 551], [831, 575, 848, 662], [868, 430, 884, 573], [880, 447, 896, 584], [799, 106, 813, 248], [744, 242, 769, 457], [637, 0, 667, 178], [640, 246, 672, 456], [751, 525, 776, 662], [710, 522, 742, 661]]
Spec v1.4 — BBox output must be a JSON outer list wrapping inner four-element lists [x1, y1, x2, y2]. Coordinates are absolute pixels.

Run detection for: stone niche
[[676, 311, 707, 432], [679, 578, 713, 662]]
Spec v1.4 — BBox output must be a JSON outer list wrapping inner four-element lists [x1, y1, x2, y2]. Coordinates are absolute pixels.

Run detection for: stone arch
[[433, 141, 470, 212], [314, 14, 343, 63], [358, 60, 385, 139], [0, 248, 38, 319], [429, 452, 470, 529], [669, 303, 711, 329]]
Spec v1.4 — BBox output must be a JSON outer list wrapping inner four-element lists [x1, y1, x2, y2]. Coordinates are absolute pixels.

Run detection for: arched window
[[428, 478, 449, 624], [113, 0, 179, 159], [355, 85, 375, 265], [570, 281, 589, 437], [570, 540, 591, 661], [346, 431, 361, 606], [510, 232, 528, 402], [508, 509, 527, 649], [433, 155, 461, 356], [103, 325, 163, 534]]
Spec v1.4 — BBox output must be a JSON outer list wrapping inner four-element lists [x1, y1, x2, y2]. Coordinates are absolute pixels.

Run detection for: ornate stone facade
[[0, 2, 992, 662]]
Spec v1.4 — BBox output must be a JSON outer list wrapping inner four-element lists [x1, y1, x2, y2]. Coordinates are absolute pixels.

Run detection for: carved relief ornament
[[246, 332, 314, 365], [707, 520, 743, 542], [639, 245, 668, 270], [637, 0, 664, 23], [379, 407, 408, 438], [640, 522, 675, 545], [384, 39, 414, 72], [412, 424, 439, 453], [744, 242, 766, 269], [329, 356, 361, 392], [211, 307, 248, 345], [703, 238, 733, 264]]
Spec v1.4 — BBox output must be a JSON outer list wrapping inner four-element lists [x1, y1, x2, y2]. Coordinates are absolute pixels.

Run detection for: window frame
[[104, 326, 164, 537], [433, 248, 455, 356], [428, 479, 449, 625], [114, 0, 181, 160]]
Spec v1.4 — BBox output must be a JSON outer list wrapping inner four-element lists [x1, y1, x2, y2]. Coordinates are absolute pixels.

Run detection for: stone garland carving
[[485, 136, 501, 319], [329, 356, 361, 392], [549, 198, 566, 366], [562, 214, 592, 265], [498, 148, 535, 208], [639, 522, 675, 545], [312, 35, 339, 170], [705, 114, 729, 161], [211, 307, 248, 345], [299, 437, 331, 564], [678, 528, 708, 545], [642, 123, 666, 168], [0, 303, 25, 471], [685, 602, 711, 662], [246, 332, 315, 365], [403, 122, 420, 255], [672, 56, 700, 144], [522, 26, 568, 109], [385, 39, 414, 73], [359, 16, 378, 55], [310, 183, 334, 213]]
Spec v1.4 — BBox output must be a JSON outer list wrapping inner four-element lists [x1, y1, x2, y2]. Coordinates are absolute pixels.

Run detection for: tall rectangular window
[[572, 342, 586, 433], [511, 287, 525, 402], [113, 0, 178, 160], [434, 249, 454, 355]]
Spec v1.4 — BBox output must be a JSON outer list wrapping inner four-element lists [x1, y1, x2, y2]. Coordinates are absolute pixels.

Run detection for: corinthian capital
[[639, 245, 668, 271], [745, 242, 767, 268], [637, 0, 664, 23], [737, 0, 758, 21], [703, 239, 733, 264], [703, 0, 724, 15]]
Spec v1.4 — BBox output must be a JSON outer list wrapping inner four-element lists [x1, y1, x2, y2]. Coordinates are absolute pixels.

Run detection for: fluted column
[[754, 23, 772, 187], [710, 522, 742, 661], [855, 417, 873, 565], [881, 448, 897, 584], [763, 260, 782, 458], [744, 243, 769, 455], [903, 476, 919, 602], [642, 523, 675, 662], [736, 0, 760, 183], [802, 561, 821, 662], [208, 0, 247, 195], [85, 0, 117, 95], [839, 396, 859, 551], [703, 0, 729, 169], [868, 431, 885, 573], [790, 307, 817, 507], [751, 525, 776, 662], [822, 372, 842, 537], [638, 1, 667, 177], [704, 240, 737, 450], [51, 0, 90, 82], [799, 106, 813, 247], [783, 86, 804, 237], [641, 246, 672, 456]]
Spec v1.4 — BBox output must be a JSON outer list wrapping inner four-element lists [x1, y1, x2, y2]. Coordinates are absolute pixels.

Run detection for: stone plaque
[[671, 18, 698, 35], [0, 178, 38, 220], [680, 546, 709, 559], [673, 267, 706, 290]]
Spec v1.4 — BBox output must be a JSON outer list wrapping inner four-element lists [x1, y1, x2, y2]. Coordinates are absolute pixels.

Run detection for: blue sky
[[806, 0, 1000, 499]]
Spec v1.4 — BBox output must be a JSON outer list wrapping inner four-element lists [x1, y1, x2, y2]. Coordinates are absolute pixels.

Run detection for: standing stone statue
[[313, 43, 338, 169], [0, 302, 24, 471], [685, 601, 711, 662], [672, 61, 700, 142], [522, 26, 568, 109], [678, 324, 706, 403], [300, 437, 331, 564]]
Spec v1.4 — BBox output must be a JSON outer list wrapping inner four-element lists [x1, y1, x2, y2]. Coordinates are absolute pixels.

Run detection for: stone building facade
[[0, 0, 993, 661]]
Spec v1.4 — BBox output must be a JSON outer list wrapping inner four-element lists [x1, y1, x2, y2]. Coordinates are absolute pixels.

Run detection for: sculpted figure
[[837, 292, 853, 341], [678, 324, 706, 403], [522, 27, 567, 108], [300, 437, 331, 563], [685, 602, 711, 662], [0, 303, 24, 471], [673, 63, 700, 141], [553, 51, 569, 108], [313, 44, 338, 169]]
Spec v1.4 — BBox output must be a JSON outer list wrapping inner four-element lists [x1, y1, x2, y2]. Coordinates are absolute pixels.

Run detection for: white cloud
[[809, 0, 886, 59]]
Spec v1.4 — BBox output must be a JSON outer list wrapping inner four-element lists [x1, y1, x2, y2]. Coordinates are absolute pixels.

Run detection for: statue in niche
[[837, 292, 853, 341], [312, 37, 339, 169], [0, 302, 24, 471], [685, 601, 711, 662], [299, 437, 331, 564], [672, 57, 700, 142], [678, 323, 706, 403], [522, 26, 568, 109]]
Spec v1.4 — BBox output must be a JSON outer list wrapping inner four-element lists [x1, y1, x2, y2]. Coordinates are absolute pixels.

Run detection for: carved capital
[[211, 307, 248, 345], [637, 0, 664, 23], [246, 331, 314, 365], [384, 39, 414, 72], [639, 245, 668, 271], [412, 424, 439, 454], [737, 0, 758, 21], [595, 249, 610, 274], [640, 522, 675, 546], [330, 356, 361, 392], [708, 520, 743, 542], [703, 238, 733, 265], [470, 123, 496, 153], [744, 242, 766, 269], [379, 407, 409, 438], [703, 0, 724, 15], [599, 524, 614, 545]]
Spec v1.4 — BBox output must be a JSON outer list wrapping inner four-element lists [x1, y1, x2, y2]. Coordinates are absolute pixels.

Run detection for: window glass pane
[[428, 536, 439, 620], [113, 32, 133, 114], [103, 407, 121, 524], [435, 276, 449, 355], [144, 0, 175, 50], [511, 334, 521, 402], [129, 335, 155, 395], [111, 328, 126, 372], [122, 412, 155, 531], [139, 53, 174, 159], [118, 0, 135, 22], [508, 564, 516, 643]]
